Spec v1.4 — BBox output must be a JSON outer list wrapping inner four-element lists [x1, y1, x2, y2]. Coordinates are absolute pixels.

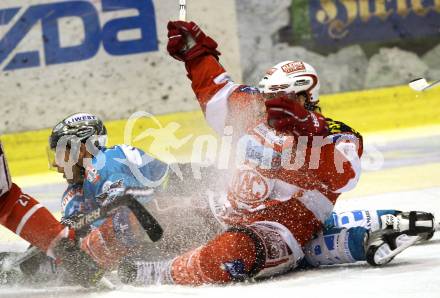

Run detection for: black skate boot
[[366, 211, 436, 266], [381, 211, 436, 240], [366, 229, 417, 266]]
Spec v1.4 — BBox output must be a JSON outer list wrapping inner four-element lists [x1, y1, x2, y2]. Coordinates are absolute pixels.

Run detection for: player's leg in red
[[118, 228, 261, 285], [119, 221, 305, 285], [0, 144, 104, 287], [0, 142, 67, 253], [171, 228, 259, 284], [0, 184, 68, 256]]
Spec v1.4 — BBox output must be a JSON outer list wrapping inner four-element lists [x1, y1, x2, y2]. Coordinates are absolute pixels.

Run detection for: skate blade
[[375, 235, 420, 265]]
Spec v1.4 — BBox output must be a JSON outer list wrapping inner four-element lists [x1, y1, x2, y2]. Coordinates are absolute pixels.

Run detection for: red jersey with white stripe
[[0, 141, 67, 255], [185, 56, 363, 247]]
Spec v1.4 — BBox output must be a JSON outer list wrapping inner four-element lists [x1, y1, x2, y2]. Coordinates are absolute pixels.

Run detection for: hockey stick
[[123, 188, 163, 242], [177, 0, 196, 50], [71, 188, 163, 242], [179, 0, 187, 21], [1, 188, 162, 272], [409, 78, 440, 91]]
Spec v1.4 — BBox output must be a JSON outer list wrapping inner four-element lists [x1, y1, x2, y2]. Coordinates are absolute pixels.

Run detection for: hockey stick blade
[[409, 78, 440, 91], [123, 192, 163, 242], [77, 188, 163, 242], [373, 235, 421, 266], [409, 78, 429, 91]]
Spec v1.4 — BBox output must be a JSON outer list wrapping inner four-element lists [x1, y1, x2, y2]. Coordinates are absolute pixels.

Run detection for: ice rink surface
[[1, 126, 439, 298]]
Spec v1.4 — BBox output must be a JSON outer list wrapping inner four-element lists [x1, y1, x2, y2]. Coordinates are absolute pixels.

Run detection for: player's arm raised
[[167, 21, 252, 134]]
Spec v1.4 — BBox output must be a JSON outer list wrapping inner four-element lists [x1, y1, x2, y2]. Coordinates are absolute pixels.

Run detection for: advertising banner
[[0, 0, 158, 71], [0, 0, 241, 134], [288, 0, 440, 53]]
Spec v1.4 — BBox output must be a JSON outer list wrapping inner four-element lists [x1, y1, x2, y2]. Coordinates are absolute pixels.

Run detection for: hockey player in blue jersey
[[16, 113, 169, 279]]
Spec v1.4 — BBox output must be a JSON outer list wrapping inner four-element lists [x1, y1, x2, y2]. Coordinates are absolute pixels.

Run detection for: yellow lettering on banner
[[315, 0, 338, 24], [433, 0, 440, 12], [411, 0, 430, 16], [396, 0, 410, 17], [359, 0, 372, 22], [360, 0, 393, 22], [324, 0, 357, 38], [312, 0, 440, 40], [339, 0, 358, 25], [374, 0, 393, 20]]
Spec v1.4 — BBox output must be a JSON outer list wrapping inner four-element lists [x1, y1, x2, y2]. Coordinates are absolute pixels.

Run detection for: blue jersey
[[61, 145, 168, 219]]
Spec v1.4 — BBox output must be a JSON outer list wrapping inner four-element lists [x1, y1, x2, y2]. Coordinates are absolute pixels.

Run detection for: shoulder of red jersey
[[324, 117, 363, 159], [325, 118, 363, 142]]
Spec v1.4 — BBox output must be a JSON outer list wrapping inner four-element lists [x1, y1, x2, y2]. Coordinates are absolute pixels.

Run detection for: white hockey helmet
[[258, 61, 320, 103]]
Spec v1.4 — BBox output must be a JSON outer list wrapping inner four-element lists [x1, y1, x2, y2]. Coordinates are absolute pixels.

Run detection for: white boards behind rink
[[0, 0, 242, 134]]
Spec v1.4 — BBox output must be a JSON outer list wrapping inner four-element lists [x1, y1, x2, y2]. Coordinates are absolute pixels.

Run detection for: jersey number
[[18, 195, 30, 207]]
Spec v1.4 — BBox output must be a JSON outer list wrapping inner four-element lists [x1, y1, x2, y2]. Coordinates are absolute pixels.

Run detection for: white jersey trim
[[251, 221, 304, 278], [15, 203, 43, 236], [272, 178, 301, 201], [205, 73, 239, 134], [297, 190, 334, 223], [334, 142, 362, 193], [254, 221, 304, 261]]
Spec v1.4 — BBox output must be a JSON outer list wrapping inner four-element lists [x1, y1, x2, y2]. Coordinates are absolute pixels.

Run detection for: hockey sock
[[303, 226, 368, 267]]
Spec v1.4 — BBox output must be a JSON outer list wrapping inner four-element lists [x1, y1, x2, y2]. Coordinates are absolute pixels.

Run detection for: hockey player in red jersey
[[0, 143, 70, 256], [117, 21, 365, 285], [0, 141, 104, 287]]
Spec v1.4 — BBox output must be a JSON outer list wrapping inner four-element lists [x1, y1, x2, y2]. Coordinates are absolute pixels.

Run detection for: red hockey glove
[[265, 95, 326, 135], [167, 21, 221, 62]]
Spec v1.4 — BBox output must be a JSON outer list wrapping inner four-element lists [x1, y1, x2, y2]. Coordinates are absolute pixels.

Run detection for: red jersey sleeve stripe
[[205, 75, 239, 133], [15, 201, 43, 236]]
